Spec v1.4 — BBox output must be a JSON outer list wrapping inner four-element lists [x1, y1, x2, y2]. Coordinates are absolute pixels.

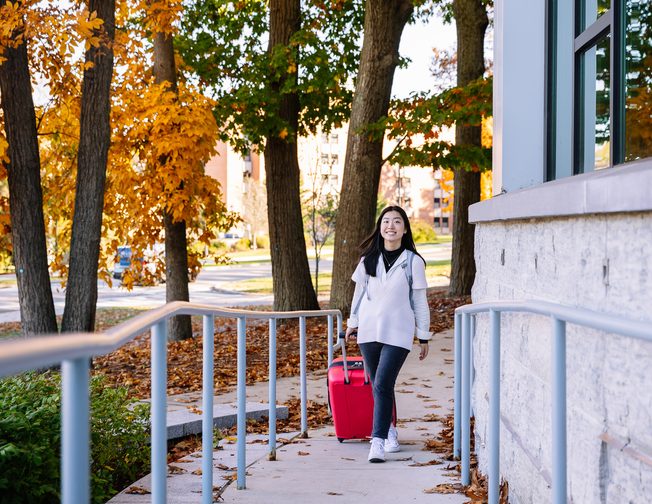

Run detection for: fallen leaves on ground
[[427, 290, 470, 334], [409, 459, 442, 467], [92, 316, 352, 399], [422, 414, 509, 503], [0, 294, 468, 401], [423, 438, 449, 453], [424, 483, 463, 494], [225, 397, 332, 436], [168, 436, 203, 462], [91, 292, 466, 400], [125, 486, 151, 495]]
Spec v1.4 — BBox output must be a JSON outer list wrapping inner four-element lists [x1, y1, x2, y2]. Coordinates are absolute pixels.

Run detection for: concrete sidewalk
[[110, 328, 466, 503]]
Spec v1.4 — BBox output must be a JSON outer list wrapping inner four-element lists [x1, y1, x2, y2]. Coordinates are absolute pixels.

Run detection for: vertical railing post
[[151, 320, 168, 504], [461, 312, 471, 486], [299, 315, 308, 437], [61, 358, 90, 504], [236, 316, 247, 489], [268, 318, 277, 460], [470, 314, 476, 416], [202, 315, 215, 504], [327, 315, 334, 369], [489, 309, 501, 504], [552, 317, 567, 504], [453, 312, 462, 459]]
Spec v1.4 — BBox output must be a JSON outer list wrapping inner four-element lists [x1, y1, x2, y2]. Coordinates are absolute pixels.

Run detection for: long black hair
[[359, 205, 424, 277]]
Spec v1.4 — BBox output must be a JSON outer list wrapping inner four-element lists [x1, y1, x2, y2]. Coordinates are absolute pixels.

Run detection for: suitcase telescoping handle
[[338, 331, 370, 385]]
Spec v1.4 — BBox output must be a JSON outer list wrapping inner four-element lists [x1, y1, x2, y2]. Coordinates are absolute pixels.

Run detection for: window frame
[[547, 0, 631, 179]]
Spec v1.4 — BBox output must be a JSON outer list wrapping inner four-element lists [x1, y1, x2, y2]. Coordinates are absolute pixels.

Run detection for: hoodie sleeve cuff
[[416, 328, 432, 340], [347, 315, 359, 328]]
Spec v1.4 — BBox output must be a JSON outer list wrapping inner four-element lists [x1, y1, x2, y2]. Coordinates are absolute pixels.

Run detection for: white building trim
[[470, 157, 652, 223]]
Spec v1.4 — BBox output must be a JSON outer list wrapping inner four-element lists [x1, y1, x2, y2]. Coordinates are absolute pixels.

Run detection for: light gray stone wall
[[471, 212, 652, 503]]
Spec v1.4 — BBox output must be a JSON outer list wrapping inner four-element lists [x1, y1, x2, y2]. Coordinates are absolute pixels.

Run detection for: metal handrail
[[453, 300, 652, 504], [0, 301, 343, 504]]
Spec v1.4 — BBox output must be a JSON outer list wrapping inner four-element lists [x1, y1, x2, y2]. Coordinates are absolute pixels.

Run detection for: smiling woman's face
[[380, 211, 405, 250]]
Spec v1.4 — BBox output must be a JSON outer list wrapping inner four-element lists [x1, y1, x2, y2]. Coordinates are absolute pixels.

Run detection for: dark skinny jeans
[[359, 341, 410, 440]]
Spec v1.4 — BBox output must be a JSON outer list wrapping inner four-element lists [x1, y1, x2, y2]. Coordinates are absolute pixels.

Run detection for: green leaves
[[177, 0, 364, 152], [0, 372, 150, 504], [371, 76, 493, 171]]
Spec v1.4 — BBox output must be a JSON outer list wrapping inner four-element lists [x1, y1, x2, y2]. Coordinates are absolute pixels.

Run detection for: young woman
[[345, 205, 432, 463]]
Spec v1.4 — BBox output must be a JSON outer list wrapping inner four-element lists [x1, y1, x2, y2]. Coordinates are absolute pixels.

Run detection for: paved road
[[0, 242, 451, 323]]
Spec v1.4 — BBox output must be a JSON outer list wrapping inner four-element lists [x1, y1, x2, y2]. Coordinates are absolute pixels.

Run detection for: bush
[[255, 234, 270, 249], [411, 220, 437, 243], [210, 239, 228, 253], [231, 238, 252, 252], [0, 372, 149, 504]]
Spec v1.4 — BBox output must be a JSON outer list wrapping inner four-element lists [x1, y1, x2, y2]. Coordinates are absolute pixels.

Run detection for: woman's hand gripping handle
[[344, 327, 358, 342]]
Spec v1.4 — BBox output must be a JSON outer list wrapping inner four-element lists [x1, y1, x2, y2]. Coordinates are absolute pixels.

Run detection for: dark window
[[547, 0, 652, 178]]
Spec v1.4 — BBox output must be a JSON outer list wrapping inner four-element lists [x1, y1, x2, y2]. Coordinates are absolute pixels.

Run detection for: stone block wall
[[471, 212, 652, 503]]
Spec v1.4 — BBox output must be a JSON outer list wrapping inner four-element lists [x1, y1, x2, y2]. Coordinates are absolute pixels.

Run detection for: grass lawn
[[0, 307, 150, 341], [223, 272, 333, 296], [222, 259, 452, 294], [216, 235, 452, 265]]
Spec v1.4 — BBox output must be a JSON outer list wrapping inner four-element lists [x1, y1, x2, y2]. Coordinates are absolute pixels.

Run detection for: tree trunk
[[62, 0, 116, 332], [0, 1, 58, 335], [448, 0, 488, 297], [153, 32, 192, 340], [329, 0, 414, 314], [266, 0, 319, 311]]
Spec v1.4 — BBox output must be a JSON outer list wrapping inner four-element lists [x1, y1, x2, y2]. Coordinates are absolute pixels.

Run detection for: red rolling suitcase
[[327, 332, 374, 442]]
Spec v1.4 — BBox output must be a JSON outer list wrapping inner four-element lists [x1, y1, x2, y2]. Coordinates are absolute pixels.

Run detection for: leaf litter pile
[[91, 289, 469, 400], [422, 414, 509, 503]]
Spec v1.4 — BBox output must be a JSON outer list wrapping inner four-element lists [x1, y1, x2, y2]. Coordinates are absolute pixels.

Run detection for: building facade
[[211, 124, 452, 236], [470, 1, 652, 502]]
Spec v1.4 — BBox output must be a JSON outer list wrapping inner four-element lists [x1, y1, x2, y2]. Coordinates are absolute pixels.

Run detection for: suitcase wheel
[[338, 438, 344, 443]]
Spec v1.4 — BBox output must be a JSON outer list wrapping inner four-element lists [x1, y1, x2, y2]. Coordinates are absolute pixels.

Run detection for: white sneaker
[[385, 424, 400, 453], [368, 437, 385, 463]]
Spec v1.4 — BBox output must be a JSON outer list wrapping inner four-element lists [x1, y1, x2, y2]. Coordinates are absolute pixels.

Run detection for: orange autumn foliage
[[0, 0, 238, 285], [435, 115, 494, 212]]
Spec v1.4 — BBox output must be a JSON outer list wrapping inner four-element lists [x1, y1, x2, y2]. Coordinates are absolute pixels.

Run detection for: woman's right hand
[[345, 327, 358, 342]]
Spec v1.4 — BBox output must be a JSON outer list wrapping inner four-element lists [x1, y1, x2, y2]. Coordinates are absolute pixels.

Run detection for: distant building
[[204, 144, 264, 216], [206, 123, 453, 236]]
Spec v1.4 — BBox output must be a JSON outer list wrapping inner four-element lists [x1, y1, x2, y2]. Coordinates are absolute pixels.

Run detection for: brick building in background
[[206, 123, 453, 238]]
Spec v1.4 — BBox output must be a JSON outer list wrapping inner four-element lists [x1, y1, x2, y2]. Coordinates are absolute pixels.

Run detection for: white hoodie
[[347, 250, 432, 351]]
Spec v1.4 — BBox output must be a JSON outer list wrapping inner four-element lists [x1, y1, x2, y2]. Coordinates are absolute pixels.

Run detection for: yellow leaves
[[141, 0, 184, 36], [0, 0, 235, 286], [279, 128, 289, 140], [0, 0, 28, 57], [481, 170, 493, 201], [0, 134, 9, 165], [76, 9, 104, 50], [287, 63, 297, 74]]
